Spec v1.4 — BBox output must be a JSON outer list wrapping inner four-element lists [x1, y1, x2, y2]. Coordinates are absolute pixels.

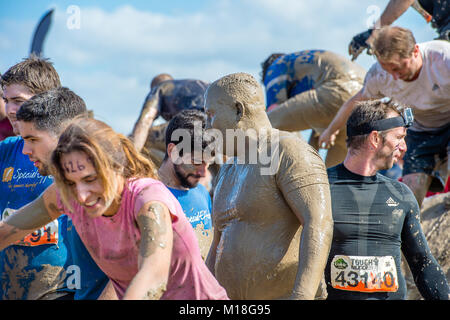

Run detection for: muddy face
[[204, 73, 270, 158], [205, 85, 237, 134]]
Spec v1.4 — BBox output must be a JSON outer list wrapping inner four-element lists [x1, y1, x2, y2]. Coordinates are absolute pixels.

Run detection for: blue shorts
[[403, 124, 450, 192]]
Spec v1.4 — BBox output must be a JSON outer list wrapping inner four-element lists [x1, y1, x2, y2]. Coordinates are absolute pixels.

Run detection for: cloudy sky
[[0, 0, 436, 135]]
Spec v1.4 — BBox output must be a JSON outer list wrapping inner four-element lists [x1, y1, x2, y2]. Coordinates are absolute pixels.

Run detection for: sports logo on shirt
[[2, 166, 49, 185], [334, 258, 348, 270], [2, 167, 14, 183], [385, 197, 399, 207]]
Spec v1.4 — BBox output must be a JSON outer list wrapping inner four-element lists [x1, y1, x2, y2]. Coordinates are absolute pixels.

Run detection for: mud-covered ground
[[404, 193, 449, 300]]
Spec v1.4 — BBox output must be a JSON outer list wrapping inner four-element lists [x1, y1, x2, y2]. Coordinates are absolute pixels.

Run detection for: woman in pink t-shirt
[[54, 118, 229, 299], [0, 117, 228, 300]]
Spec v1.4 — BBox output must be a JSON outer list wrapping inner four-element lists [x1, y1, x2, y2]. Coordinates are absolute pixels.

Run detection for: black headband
[[347, 116, 408, 137]]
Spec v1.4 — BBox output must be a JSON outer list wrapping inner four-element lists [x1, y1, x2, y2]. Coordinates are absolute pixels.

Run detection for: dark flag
[[30, 8, 54, 57]]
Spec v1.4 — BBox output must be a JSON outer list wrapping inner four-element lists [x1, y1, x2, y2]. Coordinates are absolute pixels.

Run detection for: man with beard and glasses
[[325, 98, 449, 300], [157, 109, 214, 259]]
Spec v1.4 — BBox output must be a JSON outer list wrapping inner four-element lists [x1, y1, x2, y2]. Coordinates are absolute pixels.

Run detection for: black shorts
[[403, 124, 450, 191]]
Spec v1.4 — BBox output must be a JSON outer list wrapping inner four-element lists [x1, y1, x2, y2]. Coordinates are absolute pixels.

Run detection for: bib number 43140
[[331, 255, 398, 293]]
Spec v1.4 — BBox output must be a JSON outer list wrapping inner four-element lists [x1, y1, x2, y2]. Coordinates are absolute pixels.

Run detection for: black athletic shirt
[[325, 164, 449, 300], [419, 0, 450, 31]]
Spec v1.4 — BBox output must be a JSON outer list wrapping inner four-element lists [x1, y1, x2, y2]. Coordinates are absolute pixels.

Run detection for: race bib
[[2, 208, 59, 246], [331, 255, 398, 293]]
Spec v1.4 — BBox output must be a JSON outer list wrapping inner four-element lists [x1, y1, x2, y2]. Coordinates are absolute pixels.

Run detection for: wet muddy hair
[[346, 99, 404, 151], [51, 117, 157, 210], [1, 54, 61, 94], [260, 53, 284, 83]]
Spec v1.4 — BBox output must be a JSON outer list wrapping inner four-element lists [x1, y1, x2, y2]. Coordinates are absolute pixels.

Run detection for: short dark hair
[[1, 55, 61, 94], [16, 87, 87, 135], [346, 99, 404, 151], [164, 109, 213, 160], [260, 53, 284, 83]]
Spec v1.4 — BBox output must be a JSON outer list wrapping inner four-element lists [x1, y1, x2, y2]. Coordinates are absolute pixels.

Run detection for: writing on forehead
[[63, 160, 86, 173]]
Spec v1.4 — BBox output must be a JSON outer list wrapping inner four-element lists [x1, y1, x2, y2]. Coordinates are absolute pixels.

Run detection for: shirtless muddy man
[[204, 72, 333, 299]]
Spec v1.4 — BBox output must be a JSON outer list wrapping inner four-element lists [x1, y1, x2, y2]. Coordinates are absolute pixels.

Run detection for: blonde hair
[[1, 54, 61, 94], [372, 26, 416, 61], [51, 117, 157, 210]]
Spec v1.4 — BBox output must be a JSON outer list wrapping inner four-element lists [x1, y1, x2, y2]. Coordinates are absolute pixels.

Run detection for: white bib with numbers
[[2, 208, 59, 246], [331, 255, 398, 293]]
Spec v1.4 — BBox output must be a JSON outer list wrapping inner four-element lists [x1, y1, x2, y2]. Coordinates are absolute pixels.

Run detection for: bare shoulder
[[277, 131, 325, 168], [273, 131, 329, 188]]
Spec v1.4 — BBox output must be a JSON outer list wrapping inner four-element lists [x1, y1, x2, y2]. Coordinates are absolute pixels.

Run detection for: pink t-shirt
[[63, 178, 228, 300]]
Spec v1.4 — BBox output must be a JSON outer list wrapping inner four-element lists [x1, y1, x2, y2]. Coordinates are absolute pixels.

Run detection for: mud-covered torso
[[212, 131, 329, 299], [213, 163, 301, 299]]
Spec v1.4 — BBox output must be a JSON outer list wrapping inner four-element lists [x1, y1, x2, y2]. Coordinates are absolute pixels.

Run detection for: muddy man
[[204, 72, 333, 299]]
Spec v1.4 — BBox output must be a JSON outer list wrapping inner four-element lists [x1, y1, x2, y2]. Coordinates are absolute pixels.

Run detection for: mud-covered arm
[[377, 0, 415, 28], [348, 0, 414, 60], [129, 90, 161, 152], [97, 280, 118, 300], [276, 139, 333, 299], [123, 201, 173, 300], [401, 194, 449, 300], [319, 88, 365, 149], [0, 183, 62, 250]]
